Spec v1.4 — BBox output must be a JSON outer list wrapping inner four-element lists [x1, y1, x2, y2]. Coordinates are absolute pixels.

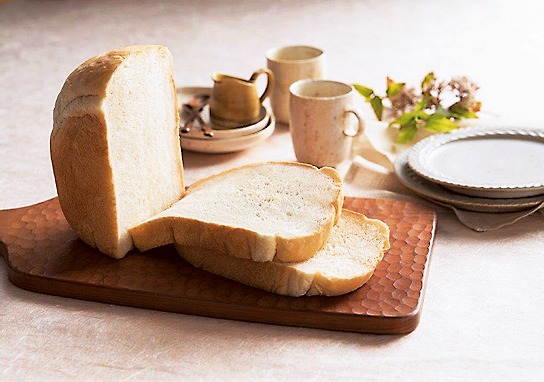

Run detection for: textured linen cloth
[[347, 123, 544, 231]]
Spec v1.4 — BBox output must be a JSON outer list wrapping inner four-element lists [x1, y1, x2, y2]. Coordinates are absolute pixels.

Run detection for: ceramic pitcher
[[210, 68, 274, 128]]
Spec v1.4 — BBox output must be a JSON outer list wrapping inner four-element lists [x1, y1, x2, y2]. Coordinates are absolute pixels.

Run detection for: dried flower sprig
[[354, 72, 481, 143]]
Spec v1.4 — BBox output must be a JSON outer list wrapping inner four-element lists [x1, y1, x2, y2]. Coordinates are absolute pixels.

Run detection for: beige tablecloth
[[1, 0, 544, 380]]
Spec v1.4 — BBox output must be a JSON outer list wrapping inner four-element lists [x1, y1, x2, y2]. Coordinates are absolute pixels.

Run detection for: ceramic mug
[[266, 45, 325, 124], [209, 69, 274, 128], [289, 79, 364, 168]]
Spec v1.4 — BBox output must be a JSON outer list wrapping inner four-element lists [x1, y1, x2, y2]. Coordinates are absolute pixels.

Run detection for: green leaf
[[396, 122, 418, 143], [414, 115, 427, 128], [353, 84, 374, 97], [421, 72, 435, 89], [433, 106, 455, 118], [386, 82, 405, 97], [415, 97, 429, 112], [415, 109, 431, 121], [369, 96, 384, 120], [425, 114, 459, 133], [449, 103, 479, 119], [390, 111, 416, 126]]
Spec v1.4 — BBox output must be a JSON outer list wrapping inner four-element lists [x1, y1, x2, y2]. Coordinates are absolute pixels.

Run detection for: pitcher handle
[[343, 109, 364, 137], [250, 68, 275, 103]]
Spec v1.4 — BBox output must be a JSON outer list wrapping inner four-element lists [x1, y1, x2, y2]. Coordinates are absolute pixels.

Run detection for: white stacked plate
[[177, 87, 275, 154], [394, 127, 544, 212]]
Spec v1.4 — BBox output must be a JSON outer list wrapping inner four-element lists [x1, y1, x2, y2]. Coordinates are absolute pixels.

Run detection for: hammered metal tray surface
[[0, 197, 436, 334]]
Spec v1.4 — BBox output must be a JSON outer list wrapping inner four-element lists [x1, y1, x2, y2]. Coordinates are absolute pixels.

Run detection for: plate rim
[[395, 149, 544, 213], [407, 127, 544, 195]]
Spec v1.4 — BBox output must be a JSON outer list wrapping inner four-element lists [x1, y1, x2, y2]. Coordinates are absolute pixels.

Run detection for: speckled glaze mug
[[266, 45, 325, 124], [289, 79, 364, 168]]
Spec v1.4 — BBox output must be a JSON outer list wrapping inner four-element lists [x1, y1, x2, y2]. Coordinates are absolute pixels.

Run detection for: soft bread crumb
[[165, 164, 339, 236], [51, 46, 184, 259], [130, 162, 343, 263]]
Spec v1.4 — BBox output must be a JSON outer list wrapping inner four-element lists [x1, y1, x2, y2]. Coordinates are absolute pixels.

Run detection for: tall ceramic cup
[[289, 79, 364, 168], [266, 45, 325, 124]]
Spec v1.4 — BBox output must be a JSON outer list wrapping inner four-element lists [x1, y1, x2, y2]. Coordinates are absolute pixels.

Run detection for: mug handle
[[250, 68, 275, 103], [343, 111, 395, 172], [343, 109, 364, 137]]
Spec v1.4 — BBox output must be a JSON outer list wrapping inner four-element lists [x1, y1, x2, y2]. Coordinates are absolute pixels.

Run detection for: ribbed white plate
[[395, 150, 544, 213], [408, 127, 544, 198]]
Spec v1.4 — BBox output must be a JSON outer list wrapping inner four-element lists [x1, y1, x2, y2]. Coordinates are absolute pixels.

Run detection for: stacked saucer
[[177, 87, 275, 154], [394, 127, 544, 213]]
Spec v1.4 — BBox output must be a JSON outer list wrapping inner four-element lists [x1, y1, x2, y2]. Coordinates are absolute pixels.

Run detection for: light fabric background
[[1, 0, 544, 380]]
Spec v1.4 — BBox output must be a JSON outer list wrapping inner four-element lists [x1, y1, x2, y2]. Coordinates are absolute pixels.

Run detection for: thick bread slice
[[176, 209, 390, 297], [51, 45, 184, 259], [129, 162, 343, 263]]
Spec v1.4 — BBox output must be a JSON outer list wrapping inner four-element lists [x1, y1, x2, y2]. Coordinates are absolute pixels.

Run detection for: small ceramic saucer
[[180, 114, 276, 154], [210, 107, 268, 130], [177, 86, 268, 139]]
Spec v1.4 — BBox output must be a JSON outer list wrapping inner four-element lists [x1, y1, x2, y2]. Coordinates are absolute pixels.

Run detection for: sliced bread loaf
[[129, 162, 344, 263], [51, 45, 185, 259], [176, 209, 390, 297]]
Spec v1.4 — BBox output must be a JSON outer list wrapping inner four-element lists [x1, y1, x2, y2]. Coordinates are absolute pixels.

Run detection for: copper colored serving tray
[[0, 197, 436, 334]]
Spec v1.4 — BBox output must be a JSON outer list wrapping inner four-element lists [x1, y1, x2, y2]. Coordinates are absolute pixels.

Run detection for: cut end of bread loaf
[[129, 161, 343, 263], [51, 45, 184, 259], [176, 209, 390, 297]]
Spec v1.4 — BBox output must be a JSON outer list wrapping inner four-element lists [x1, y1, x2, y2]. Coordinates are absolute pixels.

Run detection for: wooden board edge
[[6, 264, 421, 335]]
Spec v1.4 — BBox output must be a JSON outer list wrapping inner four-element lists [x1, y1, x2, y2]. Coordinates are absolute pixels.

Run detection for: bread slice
[[129, 162, 343, 263], [176, 209, 390, 296], [51, 45, 185, 259]]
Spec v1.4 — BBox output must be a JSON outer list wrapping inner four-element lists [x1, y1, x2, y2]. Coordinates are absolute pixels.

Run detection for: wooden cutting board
[[0, 197, 436, 334]]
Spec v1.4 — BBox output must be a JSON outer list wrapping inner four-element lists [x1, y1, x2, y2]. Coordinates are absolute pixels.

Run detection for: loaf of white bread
[[51, 45, 185, 259], [51, 45, 390, 296]]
